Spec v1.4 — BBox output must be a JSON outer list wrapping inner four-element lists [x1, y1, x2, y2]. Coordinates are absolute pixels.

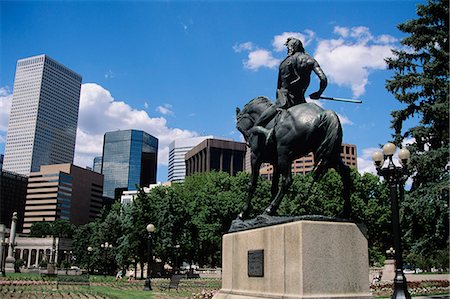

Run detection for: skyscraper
[[0, 170, 28, 232], [3, 55, 82, 176], [23, 164, 103, 233], [102, 130, 158, 199], [185, 138, 246, 177], [92, 156, 102, 173], [168, 136, 228, 182]]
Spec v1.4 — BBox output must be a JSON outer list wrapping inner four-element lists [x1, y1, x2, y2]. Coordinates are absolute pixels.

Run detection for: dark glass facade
[[102, 130, 158, 200], [93, 156, 102, 173], [0, 170, 28, 232]]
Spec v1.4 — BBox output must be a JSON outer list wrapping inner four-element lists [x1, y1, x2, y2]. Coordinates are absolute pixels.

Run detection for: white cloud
[[314, 26, 397, 97], [306, 98, 324, 108], [0, 88, 12, 134], [305, 98, 354, 125], [0, 86, 11, 97], [233, 42, 254, 53], [272, 30, 315, 52], [357, 147, 379, 175], [104, 70, 116, 79], [333, 26, 349, 38], [74, 83, 197, 168], [144, 101, 149, 109], [156, 104, 174, 115], [337, 113, 353, 126], [244, 49, 280, 70], [375, 34, 398, 44], [402, 137, 415, 147]]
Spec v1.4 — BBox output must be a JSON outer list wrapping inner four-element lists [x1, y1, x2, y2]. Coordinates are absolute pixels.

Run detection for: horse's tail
[[312, 110, 342, 181]]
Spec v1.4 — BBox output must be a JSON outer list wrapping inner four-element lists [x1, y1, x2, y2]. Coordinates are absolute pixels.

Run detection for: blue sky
[[0, 0, 424, 182]]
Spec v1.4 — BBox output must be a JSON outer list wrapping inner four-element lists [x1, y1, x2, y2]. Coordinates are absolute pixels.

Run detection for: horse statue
[[236, 96, 352, 220]]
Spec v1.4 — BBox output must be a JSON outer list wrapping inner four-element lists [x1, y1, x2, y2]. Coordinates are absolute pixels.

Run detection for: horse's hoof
[[264, 206, 275, 216], [338, 210, 351, 220], [237, 211, 248, 220]]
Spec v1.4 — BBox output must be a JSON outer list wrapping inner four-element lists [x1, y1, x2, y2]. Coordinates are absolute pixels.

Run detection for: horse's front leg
[[265, 164, 292, 216], [337, 159, 352, 219], [238, 157, 261, 220], [270, 164, 280, 199]]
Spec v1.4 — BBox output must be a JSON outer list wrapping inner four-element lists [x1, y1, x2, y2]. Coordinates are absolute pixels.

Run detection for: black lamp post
[[101, 242, 113, 276], [144, 223, 155, 291], [174, 244, 180, 274], [87, 246, 93, 275], [372, 142, 411, 299]]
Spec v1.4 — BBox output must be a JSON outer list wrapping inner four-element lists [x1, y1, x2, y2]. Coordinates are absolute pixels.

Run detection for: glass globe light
[[383, 142, 396, 156], [372, 150, 384, 163], [398, 148, 411, 164], [146, 224, 155, 233]]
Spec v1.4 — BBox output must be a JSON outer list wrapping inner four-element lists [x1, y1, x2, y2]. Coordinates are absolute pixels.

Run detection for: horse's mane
[[241, 96, 273, 116]]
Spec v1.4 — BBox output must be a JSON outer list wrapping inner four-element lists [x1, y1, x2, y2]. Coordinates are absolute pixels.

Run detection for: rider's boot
[[249, 126, 273, 146]]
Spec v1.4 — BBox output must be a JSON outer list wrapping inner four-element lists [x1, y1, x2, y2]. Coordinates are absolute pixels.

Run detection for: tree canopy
[[71, 170, 397, 271], [385, 0, 449, 189], [385, 0, 449, 268]]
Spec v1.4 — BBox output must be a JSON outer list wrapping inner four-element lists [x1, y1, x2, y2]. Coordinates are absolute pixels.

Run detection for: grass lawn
[[0, 273, 220, 298], [85, 285, 155, 298], [1, 273, 449, 298]]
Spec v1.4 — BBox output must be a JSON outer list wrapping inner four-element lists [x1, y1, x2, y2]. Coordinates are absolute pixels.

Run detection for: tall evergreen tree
[[385, 0, 449, 189], [385, 0, 449, 265]]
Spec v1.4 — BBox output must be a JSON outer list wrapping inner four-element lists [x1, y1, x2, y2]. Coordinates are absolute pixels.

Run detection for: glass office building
[[102, 130, 158, 199], [3, 55, 82, 175], [92, 156, 102, 173], [168, 136, 216, 182]]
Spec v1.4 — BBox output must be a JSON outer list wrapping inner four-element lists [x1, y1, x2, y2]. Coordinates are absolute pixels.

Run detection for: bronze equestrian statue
[[236, 37, 352, 220]]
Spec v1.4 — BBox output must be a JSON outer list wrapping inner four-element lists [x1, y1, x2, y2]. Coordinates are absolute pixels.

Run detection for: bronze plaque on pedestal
[[248, 249, 264, 277]]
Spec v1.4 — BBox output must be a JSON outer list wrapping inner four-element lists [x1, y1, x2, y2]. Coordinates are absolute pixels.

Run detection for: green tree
[[385, 0, 449, 189], [50, 219, 75, 238], [385, 0, 449, 268], [72, 203, 124, 275], [71, 222, 96, 270], [182, 171, 243, 267], [29, 221, 52, 237], [29, 220, 74, 238]]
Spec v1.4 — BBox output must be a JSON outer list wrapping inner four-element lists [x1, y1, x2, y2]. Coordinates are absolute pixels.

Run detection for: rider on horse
[[250, 37, 328, 146]]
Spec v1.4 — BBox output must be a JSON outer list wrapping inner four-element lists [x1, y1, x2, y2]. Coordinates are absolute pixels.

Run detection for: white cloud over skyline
[[336, 113, 353, 126], [244, 49, 280, 70], [74, 83, 197, 168], [234, 27, 398, 98], [272, 30, 315, 52], [232, 42, 254, 53], [357, 147, 379, 175], [315, 26, 397, 97], [156, 104, 174, 115], [0, 88, 12, 133]]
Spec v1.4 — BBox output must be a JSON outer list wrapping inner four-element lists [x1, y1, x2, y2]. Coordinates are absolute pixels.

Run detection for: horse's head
[[236, 107, 254, 142], [236, 96, 272, 142]]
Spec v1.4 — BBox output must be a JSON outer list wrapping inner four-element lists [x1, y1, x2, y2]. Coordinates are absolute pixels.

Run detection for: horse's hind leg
[[336, 158, 352, 219], [265, 163, 292, 216]]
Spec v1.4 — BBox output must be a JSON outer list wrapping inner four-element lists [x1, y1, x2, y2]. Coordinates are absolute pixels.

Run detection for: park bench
[[159, 274, 185, 292], [56, 274, 90, 289]]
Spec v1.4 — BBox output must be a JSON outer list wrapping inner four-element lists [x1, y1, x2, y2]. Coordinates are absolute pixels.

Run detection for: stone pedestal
[[4, 256, 15, 273], [5, 212, 18, 274], [214, 220, 372, 299], [381, 259, 395, 281]]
